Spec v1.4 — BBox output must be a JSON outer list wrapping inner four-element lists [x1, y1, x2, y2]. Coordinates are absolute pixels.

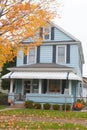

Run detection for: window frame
[[56, 45, 66, 63], [43, 27, 51, 41], [27, 47, 37, 64]]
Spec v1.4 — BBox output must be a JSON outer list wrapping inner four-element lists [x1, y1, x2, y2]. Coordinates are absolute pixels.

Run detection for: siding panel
[[40, 46, 53, 63], [54, 28, 73, 41], [70, 45, 79, 65]]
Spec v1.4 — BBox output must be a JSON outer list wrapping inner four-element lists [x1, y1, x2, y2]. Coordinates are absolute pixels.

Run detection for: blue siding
[[54, 28, 73, 41], [16, 79, 22, 94], [70, 45, 79, 65], [71, 80, 77, 97], [40, 46, 53, 63], [16, 49, 23, 66]]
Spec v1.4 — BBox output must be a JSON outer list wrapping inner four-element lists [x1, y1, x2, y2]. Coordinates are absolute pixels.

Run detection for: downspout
[[9, 72, 13, 79]]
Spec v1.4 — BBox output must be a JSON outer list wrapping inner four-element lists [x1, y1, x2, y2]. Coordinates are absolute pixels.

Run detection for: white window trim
[[27, 47, 37, 65], [43, 27, 51, 41], [56, 45, 66, 63]]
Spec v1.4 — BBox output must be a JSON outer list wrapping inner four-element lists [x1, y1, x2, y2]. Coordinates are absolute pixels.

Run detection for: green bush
[[24, 100, 33, 109], [0, 93, 8, 105], [62, 104, 71, 111], [33, 103, 41, 109], [43, 103, 51, 110], [53, 104, 60, 110]]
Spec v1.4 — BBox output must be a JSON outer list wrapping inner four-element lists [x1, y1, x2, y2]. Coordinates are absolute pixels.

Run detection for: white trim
[[2, 72, 82, 81], [27, 47, 36, 65], [22, 79, 24, 95], [10, 79, 14, 93], [69, 80, 71, 95], [56, 45, 66, 63], [43, 27, 51, 41]]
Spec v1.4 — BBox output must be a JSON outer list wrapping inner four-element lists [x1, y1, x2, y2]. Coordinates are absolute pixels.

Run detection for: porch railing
[[8, 93, 25, 102], [26, 93, 74, 104]]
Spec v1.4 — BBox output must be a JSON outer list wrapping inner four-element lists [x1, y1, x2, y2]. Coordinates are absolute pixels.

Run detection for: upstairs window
[[23, 47, 36, 65], [43, 27, 51, 40], [57, 46, 66, 63], [28, 47, 36, 64]]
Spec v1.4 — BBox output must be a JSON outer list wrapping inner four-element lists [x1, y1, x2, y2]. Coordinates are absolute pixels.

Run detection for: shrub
[[43, 103, 51, 110], [0, 93, 8, 105], [33, 103, 41, 109], [24, 100, 33, 109], [53, 104, 60, 110], [62, 104, 71, 111]]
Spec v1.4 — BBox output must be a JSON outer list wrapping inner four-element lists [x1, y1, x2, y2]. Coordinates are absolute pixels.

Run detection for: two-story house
[[2, 22, 84, 104]]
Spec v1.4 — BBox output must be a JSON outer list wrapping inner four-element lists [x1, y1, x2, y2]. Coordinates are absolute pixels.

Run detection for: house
[[2, 22, 84, 105]]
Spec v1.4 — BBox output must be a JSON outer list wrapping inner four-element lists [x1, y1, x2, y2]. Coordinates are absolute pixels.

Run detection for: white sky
[[55, 0, 87, 77]]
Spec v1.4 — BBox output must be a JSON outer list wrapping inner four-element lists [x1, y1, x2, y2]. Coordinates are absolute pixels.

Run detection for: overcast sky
[[55, 0, 87, 77]]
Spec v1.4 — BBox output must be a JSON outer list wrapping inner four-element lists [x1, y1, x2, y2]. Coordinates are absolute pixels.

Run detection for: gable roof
[[49, 21, 80, 42]]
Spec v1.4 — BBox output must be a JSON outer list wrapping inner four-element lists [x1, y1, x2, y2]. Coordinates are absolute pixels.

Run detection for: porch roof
[[2, 71, 82, 81]]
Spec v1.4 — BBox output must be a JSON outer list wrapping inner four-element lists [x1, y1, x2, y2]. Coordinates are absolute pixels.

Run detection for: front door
[[24, 80, 31, 95]]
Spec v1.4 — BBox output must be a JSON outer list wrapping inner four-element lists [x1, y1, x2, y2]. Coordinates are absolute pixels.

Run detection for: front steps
[[9, 101, 25, 108]]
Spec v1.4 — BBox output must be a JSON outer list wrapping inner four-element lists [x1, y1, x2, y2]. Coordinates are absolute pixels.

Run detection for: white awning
[[1, 71, 82, 81]]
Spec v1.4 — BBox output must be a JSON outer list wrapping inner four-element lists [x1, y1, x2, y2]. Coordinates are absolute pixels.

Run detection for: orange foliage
[[0, 0, 60, 67]]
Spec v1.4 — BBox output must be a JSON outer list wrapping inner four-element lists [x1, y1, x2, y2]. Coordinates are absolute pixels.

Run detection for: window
[[24, 80, 31, 95], [57, 46, 66, 63], [28, 47, 36, 64], [43, 27, 51, 40], [49, 80, 61, 93]]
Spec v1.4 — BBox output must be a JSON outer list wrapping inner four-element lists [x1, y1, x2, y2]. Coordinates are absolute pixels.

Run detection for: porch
[[8, 78, 75, 104], [8, 93, 74, 105]]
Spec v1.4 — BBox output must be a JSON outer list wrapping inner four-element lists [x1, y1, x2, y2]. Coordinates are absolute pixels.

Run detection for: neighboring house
[[83, 77, 87, 101], [2, 22, 84, 104]]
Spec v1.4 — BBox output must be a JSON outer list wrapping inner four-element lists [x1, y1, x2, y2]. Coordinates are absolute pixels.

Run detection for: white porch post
[[39, 79, 42, 94], [10, 79, 14, 93], [69, 80, 71, 95]]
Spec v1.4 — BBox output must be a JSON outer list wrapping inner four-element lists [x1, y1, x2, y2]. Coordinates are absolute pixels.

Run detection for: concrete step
[[9, 103, 25, 108]]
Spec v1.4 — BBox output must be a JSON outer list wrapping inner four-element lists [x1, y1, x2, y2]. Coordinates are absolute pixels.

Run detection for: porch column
[[39, 79, 42, 94], [10, 79, 14, 93], [69, 80, 71, 95]]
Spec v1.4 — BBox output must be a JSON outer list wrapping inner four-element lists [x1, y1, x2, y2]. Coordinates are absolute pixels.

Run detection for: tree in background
[[0, 58, 16, 90], [0, 0, 60, 67]]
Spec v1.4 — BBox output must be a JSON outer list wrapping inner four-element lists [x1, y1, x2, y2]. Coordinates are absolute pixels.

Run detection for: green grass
[[0, 109, 87, 129], [0, 121, 87, 130], [0, 105, 6, 110], [1, 109, 87, 120]]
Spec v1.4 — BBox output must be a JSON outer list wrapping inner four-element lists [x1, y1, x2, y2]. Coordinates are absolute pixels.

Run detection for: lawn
[[0, 109, 87, 129], [0, 105, 6, 110]]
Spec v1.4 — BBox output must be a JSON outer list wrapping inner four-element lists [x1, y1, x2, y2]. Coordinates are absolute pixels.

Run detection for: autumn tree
[[0, 0, 60, 67], [0, 58, 16, 90]]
